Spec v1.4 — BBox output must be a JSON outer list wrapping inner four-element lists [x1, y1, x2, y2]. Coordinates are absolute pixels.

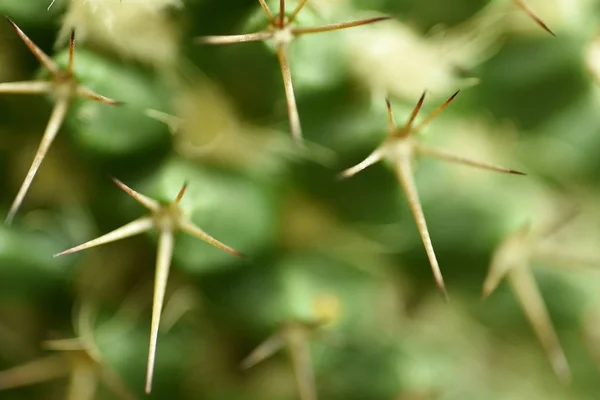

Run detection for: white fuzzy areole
[[51, 77, 78, 101], [385, 135, 416, 163], [153, 205, 181, 233], [272, 25, 295, 47]]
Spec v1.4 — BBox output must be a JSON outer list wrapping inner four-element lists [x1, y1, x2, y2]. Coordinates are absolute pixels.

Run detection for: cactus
[[1, 1, 600, 400]]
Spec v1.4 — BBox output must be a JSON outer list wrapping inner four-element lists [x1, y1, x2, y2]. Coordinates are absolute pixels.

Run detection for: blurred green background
[[1, 0, 600, 399]]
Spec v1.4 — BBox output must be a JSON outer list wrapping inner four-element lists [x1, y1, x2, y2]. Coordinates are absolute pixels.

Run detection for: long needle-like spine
[[174, 182, 189, 204], [287, 327, 317, 400], [288, 0, 309, 23], [5, 97, 70, 225], [179, 219, 244, 257], [0, 81, 52, 94], [292, 16, 392, 36], [508, 268, 570, 383], [76, 86, 121, 105], [410, 91, 459, 135], [395, 157, 448, 300], [385, 98, 396, 132], [145, 229, 174, 394], [279, 0, 285, 28], [67, 30, 75, 75], [196, 31, 273, 45], [258, 0, 275, 22], [394, 92, 426, 137], [417, 146, 525, 175], [54, 217, 154, 257], [275, 43, 303, 144], [513, 0, 555, 36], [5, 17, 60, 75], [337, 149, 384, 179], [111, 178, 161, 211]]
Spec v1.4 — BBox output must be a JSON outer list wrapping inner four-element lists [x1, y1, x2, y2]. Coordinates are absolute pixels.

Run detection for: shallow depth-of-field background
[[2, 0, 600, 399]]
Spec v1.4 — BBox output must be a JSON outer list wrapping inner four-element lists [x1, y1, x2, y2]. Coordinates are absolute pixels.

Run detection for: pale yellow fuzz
[[343, 0, 596, 101], [58, 0, 183, 67], [343, 5, 506, 101]]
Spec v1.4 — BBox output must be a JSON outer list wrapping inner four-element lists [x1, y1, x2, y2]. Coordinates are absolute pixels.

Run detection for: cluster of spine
[[0, 1, 584, 399]]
